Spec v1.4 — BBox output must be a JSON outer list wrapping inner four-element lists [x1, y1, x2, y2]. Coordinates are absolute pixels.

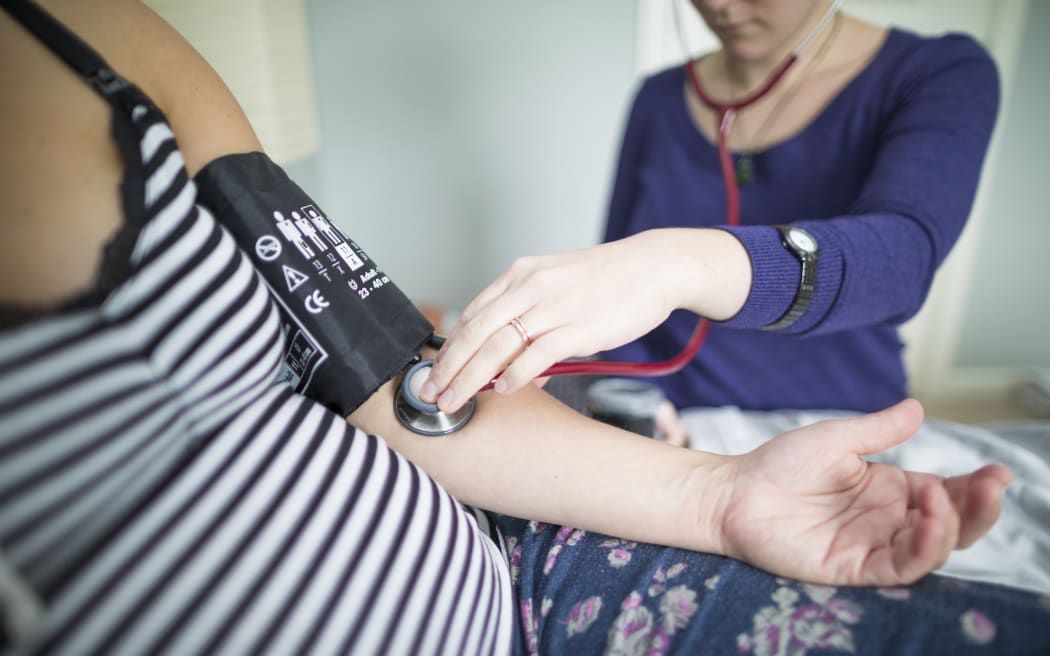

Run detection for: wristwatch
[[763, 225, 818, 331]]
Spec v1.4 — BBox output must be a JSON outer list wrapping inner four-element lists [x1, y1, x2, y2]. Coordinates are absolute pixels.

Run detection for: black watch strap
[[763, 225, 818, 331]]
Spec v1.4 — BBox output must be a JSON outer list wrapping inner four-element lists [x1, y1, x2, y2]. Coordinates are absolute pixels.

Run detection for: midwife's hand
[[420, 228, 750, 412], [718, 399, 1011, 586], [419, 232, 679, 411], [656, 400, 688, 447]]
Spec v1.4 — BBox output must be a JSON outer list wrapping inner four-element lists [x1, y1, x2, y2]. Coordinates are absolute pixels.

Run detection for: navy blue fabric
[[497, 516, 1050, 655]]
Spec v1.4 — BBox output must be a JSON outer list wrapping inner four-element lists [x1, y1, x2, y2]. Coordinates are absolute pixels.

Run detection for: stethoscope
[[396, 0, 845, 436]]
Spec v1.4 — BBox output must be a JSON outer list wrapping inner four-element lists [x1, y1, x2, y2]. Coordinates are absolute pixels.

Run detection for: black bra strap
[[0, 0, 129, 97]]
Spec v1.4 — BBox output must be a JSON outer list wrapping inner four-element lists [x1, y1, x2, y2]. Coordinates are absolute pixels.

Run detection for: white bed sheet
[[681, 407, 1050, 595]]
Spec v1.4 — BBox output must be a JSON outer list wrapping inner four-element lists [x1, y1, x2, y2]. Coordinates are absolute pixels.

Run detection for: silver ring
[[509, 316, 532, 347]]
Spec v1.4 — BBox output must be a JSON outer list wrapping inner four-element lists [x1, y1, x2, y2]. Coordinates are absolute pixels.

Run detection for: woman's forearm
[[349, 367, 732, 555], [350, 356, 1012, 587]]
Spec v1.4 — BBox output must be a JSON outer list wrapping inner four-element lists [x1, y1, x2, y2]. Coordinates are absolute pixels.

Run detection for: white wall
[[955, 0, 1050, 369], [290, 0, 637, 309]]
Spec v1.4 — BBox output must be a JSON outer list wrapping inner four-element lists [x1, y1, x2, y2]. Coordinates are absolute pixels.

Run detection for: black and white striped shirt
[[0, 4, 512, 652]]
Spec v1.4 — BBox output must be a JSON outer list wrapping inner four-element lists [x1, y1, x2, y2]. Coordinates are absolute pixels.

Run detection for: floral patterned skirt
[[495, 516, 1050, 656]]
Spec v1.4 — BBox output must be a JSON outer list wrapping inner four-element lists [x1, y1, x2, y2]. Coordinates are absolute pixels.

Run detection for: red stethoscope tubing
[[479, 55, 798, 391], [687, 54, 797, 227]]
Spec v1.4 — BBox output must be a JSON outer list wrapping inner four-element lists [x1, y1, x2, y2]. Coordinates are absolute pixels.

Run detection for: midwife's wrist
[[647, 228, 751, 321]]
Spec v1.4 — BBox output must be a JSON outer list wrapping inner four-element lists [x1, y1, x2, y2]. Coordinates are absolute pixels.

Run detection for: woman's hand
[[420, 228, 751, 412], [657, 399, 689, 446], [717, 399, 1011, 586]]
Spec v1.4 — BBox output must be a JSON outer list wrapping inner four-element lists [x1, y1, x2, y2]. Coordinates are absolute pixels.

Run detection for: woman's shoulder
[[0, 0, 261, 310], [629, 64, 685, 104], [875, 27, 997, 86], [641, 64, 687, 87], [623, 64, 688, 123], [35, 0, 262, 174], [836, 25, 998, 120]]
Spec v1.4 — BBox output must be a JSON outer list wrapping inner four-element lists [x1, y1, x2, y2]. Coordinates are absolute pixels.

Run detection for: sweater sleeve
[[604, 77, 655, 243], [720, 33, 1000, 334]]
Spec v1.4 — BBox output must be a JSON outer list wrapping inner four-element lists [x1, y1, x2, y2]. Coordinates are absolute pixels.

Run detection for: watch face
[[787, 228, 817, 254]]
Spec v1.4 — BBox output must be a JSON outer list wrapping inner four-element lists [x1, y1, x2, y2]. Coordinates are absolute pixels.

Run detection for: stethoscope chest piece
[[395, 359, 476, 436]]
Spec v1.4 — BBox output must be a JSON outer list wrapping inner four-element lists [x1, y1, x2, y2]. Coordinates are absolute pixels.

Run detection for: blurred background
[[147, 0, 1049, 422]]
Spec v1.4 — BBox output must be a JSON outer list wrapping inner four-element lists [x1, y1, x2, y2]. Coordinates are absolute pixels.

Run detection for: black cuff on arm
[[195, 152, 432, 416]]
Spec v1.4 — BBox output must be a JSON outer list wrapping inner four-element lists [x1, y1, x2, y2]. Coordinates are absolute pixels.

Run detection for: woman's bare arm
[[350, 358, 730, 554]]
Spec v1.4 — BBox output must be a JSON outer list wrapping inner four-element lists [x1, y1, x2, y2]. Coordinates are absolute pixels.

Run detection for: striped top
[[0, 3, 512, 653]]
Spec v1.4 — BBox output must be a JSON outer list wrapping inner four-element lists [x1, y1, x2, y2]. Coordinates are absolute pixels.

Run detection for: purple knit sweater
[[602, 28, 999, 412]]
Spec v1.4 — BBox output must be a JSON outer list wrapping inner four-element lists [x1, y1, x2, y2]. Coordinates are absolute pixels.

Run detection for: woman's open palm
[[720, 399, 1011, 586]]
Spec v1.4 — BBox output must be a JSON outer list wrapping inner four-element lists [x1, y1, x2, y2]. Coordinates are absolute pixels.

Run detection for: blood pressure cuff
[[194, 152, 432, 416]]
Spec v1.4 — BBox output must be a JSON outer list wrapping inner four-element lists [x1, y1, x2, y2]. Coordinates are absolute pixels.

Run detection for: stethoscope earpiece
[[395, 359, 476, 436]]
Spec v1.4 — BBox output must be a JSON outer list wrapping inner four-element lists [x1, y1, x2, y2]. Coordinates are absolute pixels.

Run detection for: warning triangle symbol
[[283, 265, 309, 292]]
